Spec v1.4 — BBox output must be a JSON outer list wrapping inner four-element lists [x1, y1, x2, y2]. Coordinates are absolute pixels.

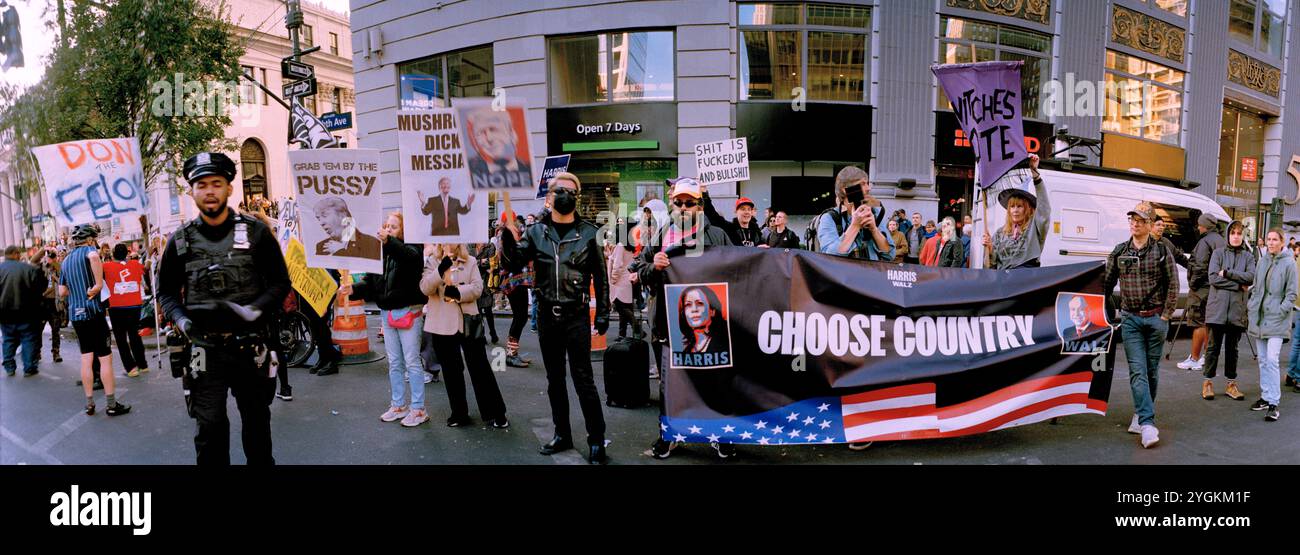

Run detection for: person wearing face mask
[[1201, 221, 1253, 402], [636, 177, 734, 460], [1246, 228, 1293, 422], [500, 172, 612, 464]]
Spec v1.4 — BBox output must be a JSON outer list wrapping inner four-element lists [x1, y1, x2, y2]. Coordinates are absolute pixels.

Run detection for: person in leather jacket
[[500, 172, 611, 464]]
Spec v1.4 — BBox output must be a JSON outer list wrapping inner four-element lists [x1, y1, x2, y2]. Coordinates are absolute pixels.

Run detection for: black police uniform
[[502, 213, 610, 459], [157, 153, 292, 465]]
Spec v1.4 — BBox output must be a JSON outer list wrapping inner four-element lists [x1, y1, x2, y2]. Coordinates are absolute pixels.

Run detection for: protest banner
[[291, 148, 383, 273], [396, 109, 486, 244], [694, 138, 749, 186], [454, 98, 535, 192], [932, 61, 1029, 188], [33, 138, 147, 228], [535, 154, 571, 199], [284, 238, 339, 318], [659, 247, 1114, 446]]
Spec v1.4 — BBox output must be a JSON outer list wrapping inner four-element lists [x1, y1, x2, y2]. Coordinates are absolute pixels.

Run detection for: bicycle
[[273, 292, 315, 368]]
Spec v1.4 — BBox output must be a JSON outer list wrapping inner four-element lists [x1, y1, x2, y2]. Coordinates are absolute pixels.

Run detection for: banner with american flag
[[660, 247, 1114, 446]]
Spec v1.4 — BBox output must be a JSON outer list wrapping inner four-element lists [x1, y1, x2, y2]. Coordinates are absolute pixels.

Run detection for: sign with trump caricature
[[1054, 292, 1114, 355], [290, 148, 384, 274], [454, 97, 535, 193], [665, 283, 734, 370]]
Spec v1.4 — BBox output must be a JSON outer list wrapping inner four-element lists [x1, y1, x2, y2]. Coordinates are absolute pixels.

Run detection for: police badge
[[234, 221, 251, 249]]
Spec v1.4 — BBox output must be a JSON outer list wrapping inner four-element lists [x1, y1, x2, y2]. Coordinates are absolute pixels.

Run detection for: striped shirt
[[60, 246, 103, 322]]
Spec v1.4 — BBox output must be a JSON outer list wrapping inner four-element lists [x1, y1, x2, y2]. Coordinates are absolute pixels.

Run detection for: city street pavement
[[3, 312, 1298, 465]]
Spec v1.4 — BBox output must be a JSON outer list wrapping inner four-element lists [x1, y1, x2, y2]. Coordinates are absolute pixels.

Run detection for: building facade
[[349, 0, 1298, 236]]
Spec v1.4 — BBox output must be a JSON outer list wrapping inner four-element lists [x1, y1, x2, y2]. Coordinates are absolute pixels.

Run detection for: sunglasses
[[673, 199, 699, 208]]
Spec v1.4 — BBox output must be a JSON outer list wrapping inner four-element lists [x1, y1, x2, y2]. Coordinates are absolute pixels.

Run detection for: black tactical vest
[[176, 213, 264, 310]]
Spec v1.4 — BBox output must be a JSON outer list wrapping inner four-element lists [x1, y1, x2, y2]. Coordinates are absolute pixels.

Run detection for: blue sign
[[536, 155, 572, 199], [31, 214, 47, 223], [320, 111, 353, 131]]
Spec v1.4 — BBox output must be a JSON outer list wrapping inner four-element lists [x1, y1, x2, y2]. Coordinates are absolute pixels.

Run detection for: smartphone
[[846, 184, 866, 207]]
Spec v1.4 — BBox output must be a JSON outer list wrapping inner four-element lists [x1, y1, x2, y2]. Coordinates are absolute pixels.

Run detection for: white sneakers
[[1176, 356, 1204, 371], [1140, 425, 1160, 448], [400, 408, 429, 427], [380, 406, 410, 422], [1128, 414, 1142, 434]]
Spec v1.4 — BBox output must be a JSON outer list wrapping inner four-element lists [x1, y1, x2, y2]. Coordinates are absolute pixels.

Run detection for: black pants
[[189, 344, 276, 465], [481, 298, 498, 341], [40, 299, 60, 355], [507, 287, 530, 340], [1203, 323, 1244, 380], [304, 300, 340, 364], [420, 331, 441, 375], [614, 300, 635, 337], [429, 332, 506, 420], [107, 307, 147, 371], [538, 303, 605, 446]]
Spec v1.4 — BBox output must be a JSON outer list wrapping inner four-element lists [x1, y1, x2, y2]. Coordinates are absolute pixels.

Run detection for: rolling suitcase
[[604, 336, 651, 408]]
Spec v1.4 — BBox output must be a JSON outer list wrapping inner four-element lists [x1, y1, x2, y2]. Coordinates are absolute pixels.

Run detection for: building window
[[739, 3, 870, 102], [333, 87, 344, 113], [1139, 0, 1187, 17], [302, 24, 313, 48], [240, 139, 268, 204], [302, 94, 316, 115], [260, 68, 268, 105], [937, 16, 1051, 119], [548, 31, 675, 106], [1217, 104, 1266, 237], [329, 32, 339, 56], [1102, 50, 1185, 145], [1231, 0, 1287, 58], [241, 65, 257, 105], [398, 45, 495, 109]]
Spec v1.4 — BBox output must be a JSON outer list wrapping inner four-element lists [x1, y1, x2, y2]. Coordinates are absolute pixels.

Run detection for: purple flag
[[933, 61, 1028, 189]]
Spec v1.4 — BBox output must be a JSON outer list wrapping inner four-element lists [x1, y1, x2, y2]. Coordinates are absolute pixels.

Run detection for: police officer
[[501, 172, 611, 464], [156, 152, 292, 465]]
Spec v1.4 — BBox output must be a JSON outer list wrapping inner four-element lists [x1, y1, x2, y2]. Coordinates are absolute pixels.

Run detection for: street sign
[[30, 214, 46, 223], [320, 112, 353, 131], [283, 78, 317, 99], [281, 59, 315, 81]]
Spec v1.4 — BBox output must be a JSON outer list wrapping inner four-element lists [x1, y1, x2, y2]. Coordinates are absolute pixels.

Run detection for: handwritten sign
[[933, 62, 1029, 189], [694, 138, 749, 186], [284, 238, 339, 318], [34, 138, 147, 228]]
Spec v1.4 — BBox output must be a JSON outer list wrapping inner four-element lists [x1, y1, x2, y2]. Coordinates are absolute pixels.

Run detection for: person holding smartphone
[[814, 166, 893, 261]]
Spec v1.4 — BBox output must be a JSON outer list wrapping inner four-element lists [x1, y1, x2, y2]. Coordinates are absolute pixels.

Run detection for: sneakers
[[1128, 414, 1142, 434], [1201, 379, 1215, 400], [380, 406, 410, 422], [400, 409, 429, 427], [22, 369, 38, 377], [276, 385, 293, 401], [126, 369, 140, 378], [1265, 405, 1280, 421], [1177, 356, 1204, 371], [505, 354, 530, 368], [1140, 425, 1159, 448], [1250, 398, 1270, 411], [649, 368, 660, 380], [711, 441, 736, 459], [848, 441, 874, 451], [105, 402, 131, 417], [1225, 380, 1245, 401]]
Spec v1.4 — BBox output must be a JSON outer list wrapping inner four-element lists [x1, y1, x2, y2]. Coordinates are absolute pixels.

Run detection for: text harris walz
[[951, 88, 1020, 162], [758, 311, 1037, 358]]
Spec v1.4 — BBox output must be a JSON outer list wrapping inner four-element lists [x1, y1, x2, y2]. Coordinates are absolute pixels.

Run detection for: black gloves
[[176, 317, 194, 338], [438, 256, 453, 277], [594, 315, 609, 336], [444, 285, 461, 301]]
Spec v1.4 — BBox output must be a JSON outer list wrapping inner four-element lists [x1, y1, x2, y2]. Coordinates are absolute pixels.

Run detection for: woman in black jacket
[[937, 217, 965, 268], [341, 212, 432, 427]]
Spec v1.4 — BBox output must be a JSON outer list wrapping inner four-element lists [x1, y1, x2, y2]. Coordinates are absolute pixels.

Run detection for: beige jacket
[[607, 246, 634, 304], [420, 255, 483, 336]]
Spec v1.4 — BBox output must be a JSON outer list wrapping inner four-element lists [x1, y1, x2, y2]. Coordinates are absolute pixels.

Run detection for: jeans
[[1288, 310, 1300, 382], [1256, 337, 1282, 405], [1121, 313, 1166, 427], [538, 303, 606, 446], [107, 306, 147, 372], [1, 320, 40, 374], [429, 332, 506, 421], [1202, 324, 1243, 380], [383, 311, 425, 410]]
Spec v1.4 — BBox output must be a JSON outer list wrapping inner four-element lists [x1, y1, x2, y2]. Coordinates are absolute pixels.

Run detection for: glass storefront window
[[568, 159, 677, 217], [1103, 50, 1185, 145], [740, 2, 870, 102], [610, 31, 675, 101], [399, 45, 493, 109], [549, 32, 672, 106], [1217, 105, 1266, 230], [935, 17, 1051, 119], [742, 31, 803, 100], [1230, 0, 1257, 44], [1153, 0, 1188, 17], [1262, 0, 1286, 57], [548, 35, 607, 105]]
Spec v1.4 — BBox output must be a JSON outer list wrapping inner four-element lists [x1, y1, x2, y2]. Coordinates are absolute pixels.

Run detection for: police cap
[[183, 152, 237, 184]]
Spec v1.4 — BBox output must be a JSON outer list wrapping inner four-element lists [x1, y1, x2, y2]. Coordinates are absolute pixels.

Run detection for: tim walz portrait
[[1059, 293, 1112, 355]]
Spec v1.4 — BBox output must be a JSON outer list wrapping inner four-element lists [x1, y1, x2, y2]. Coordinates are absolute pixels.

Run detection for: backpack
[[805, 208, 843, 254]]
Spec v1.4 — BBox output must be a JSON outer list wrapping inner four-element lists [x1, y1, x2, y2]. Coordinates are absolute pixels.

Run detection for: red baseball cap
[[735, 197, 755, 210]]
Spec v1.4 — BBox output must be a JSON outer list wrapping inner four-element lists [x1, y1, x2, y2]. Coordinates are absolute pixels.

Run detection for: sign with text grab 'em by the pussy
[[932, 61, 1029, 188], [290, 149, 383, 274], [34, 138, 147, 228], [658, 247, 1115, 447]]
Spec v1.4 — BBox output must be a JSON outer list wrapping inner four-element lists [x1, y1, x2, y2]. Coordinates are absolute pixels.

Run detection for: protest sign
[[932, 61, 1029, 188], [396, 109, 486, 244], [694, 138, 749, 186], [291, 149, 383, 273], [284, 238, 339, 317], [454, 98, 535, 192], [535, 154, 571, 199], [33, 138, 147, 228], [659, 247, 1114, 446]]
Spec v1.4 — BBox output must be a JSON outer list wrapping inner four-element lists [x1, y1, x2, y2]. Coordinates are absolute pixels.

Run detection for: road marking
[[532, 419, 584, 465], [32, 411, 94, 455], [0, 426, 63, 465]]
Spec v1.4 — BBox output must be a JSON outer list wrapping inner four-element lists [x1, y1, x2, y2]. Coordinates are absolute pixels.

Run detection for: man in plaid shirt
[[1103, 202, 1178, 449]]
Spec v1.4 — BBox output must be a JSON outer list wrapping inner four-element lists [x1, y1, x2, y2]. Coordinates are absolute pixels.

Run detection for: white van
[[971, 163, 1231, 302]]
